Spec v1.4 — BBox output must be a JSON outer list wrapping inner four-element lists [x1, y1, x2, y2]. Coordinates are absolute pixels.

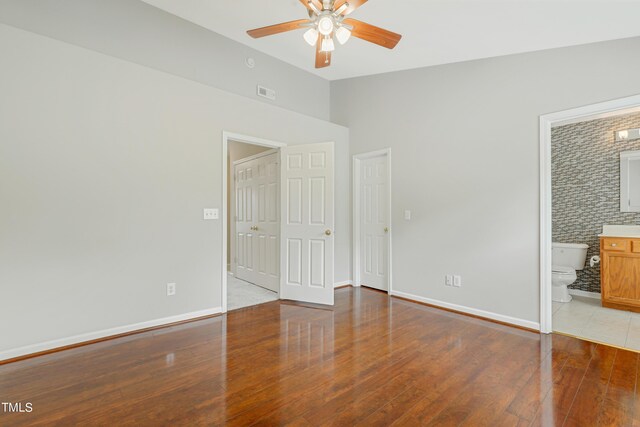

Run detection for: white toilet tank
[[552, 242, 589, 270]]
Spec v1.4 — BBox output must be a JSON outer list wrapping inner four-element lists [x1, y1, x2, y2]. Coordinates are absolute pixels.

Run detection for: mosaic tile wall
[[552, 112, 640, 293]]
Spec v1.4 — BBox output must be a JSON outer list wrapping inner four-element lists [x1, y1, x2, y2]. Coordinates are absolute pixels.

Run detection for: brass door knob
[[325, 229, 332, 236], [384, 227, 389, 233]]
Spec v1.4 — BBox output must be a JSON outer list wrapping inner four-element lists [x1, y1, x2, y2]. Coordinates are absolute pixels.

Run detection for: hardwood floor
[[1, 287, 639, 426]]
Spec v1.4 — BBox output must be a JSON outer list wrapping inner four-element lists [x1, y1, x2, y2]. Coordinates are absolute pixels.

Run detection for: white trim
[[232, 148, 279, 167], [334, 280, 352, 288], [568, 289, 601, 300], [352, 149, 392, 293], [390, 290, 540, 331], [0, 307, 222, 362], [222, 131, 287, 313], [539, 94, 640, 334]]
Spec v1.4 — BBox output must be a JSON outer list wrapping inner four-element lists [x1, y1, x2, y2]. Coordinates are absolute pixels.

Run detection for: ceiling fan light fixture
[[335, 26, 351, 45], [245, 0, 402, 69], [317, 16, 334, 36], [303, 28, 319, 46], [321, 37, 335, 52]]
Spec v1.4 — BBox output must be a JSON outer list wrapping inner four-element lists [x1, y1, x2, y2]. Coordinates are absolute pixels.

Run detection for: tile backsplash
[[552, 112, 640, 293]]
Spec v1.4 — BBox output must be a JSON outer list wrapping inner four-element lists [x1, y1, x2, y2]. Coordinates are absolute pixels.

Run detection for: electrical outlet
[[453, 275, 462, 287], [445, 275, 453, 286], [167, 282, 176, 296]]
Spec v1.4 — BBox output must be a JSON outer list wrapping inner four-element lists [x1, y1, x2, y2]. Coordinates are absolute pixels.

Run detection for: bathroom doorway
[[540, 96, 640, 350]]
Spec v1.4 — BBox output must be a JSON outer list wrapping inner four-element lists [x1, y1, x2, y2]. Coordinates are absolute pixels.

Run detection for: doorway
[[539, 95, 640, 336], [353, 149, 392, 292], [228, 143, 280, 310], [222, 132, 337, 312]]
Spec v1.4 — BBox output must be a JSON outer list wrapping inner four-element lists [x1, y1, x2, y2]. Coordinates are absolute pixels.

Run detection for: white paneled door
[[280, 142, 335, 305], [360, 155, 388, 291], [234, 151, 279, 292]]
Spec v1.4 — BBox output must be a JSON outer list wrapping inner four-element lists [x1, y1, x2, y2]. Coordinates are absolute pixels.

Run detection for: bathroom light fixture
[[615, 128, 640, 142]]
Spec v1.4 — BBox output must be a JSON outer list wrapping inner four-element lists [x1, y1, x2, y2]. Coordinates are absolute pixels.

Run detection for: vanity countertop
[[599, 225, 640, 238]]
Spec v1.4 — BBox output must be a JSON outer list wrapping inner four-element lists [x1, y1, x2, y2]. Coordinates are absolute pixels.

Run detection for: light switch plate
[[445, 275, 453, 286], [204, 208, 219, 220], [404, 210, 412, 220], [453, 275, 462, 287]]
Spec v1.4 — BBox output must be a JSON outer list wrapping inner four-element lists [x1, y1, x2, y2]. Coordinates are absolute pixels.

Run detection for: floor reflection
[[2, 287, 638, 426]]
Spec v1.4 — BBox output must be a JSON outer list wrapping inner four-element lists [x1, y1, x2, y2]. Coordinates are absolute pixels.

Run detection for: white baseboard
[[569, 289, 601, 300], [390, 290, 540, 331], [334, 280, 352, 288], [0, 307, 223, 362]]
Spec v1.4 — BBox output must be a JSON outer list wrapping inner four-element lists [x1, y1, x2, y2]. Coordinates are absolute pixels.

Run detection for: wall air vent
[[257, 85, 276, 101]]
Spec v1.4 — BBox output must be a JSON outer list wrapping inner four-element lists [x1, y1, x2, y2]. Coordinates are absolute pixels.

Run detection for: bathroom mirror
[[620, 151, 640, 212]]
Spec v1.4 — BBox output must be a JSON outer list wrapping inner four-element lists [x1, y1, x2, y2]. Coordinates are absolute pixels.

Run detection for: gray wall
[[0, 23, 349, 355], [331, 36, 640, 325], [0, 0, 330, 121], [552, 113, 640, 294]]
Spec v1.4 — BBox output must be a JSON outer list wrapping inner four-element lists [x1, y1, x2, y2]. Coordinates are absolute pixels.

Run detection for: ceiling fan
[[247, 0, 402, 69]]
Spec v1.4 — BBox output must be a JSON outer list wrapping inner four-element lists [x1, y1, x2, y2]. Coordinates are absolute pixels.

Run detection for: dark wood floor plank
[[564, 344, 618, 426], [597, 349, 639, 426], [0, 288, 638, 426]]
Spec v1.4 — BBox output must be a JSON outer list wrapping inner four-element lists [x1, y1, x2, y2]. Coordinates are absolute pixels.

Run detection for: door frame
[[222, 131, 287, 313], [230, 148, 280, 279], [352, 148, 392, 293], [539, 95, 640, 333]]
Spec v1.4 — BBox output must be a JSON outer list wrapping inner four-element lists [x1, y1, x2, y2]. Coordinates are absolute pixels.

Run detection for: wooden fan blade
[[333, 0, 368, 15], [343, 18, 402, 49], [315, 34, 331, 68], [247, 19, 309, 38], [298, 0, 323, 11]]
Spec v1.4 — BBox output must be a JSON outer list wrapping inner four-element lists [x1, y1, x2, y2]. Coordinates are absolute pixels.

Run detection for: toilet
[[552, 242, 589, 303]]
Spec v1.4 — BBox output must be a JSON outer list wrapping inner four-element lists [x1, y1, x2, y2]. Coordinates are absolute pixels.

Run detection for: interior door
[[280, 142, 335, 305], [234, 151, 279, 292], [253, 153, 279, 292], [360, 155, 389, 291], [235, 158, 257, 285]]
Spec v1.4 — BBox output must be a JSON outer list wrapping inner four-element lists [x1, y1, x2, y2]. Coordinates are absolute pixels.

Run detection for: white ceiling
[[141, 0, 640, 81]]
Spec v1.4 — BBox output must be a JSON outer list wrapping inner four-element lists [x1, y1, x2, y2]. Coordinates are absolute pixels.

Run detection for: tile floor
[[227, 273, 278, 311], [553, 295, 640, 351]]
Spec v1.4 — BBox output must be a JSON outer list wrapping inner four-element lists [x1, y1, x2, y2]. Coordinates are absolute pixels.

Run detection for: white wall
[[332, 36, 640, 327], [0, 0, 330, 121], [0, 24, 350, 357]]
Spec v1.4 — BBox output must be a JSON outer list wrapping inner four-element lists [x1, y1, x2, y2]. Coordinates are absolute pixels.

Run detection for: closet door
[[252, 153, 279, 292], [360, 155, 389, 291], [235, 158, 257, 285]]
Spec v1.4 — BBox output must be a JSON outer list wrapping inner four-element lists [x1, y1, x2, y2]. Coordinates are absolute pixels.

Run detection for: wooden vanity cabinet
[[600, 237, 640, 313]]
